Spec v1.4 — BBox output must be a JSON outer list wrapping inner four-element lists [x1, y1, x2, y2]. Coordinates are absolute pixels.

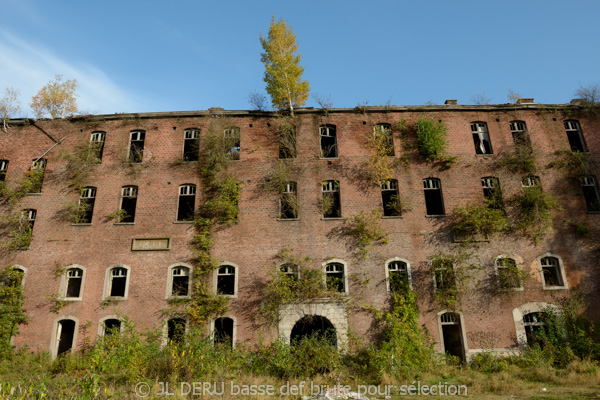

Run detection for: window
[[495, 257, 522, 290], [279, 263, 298, 282], [224, 127, 240, 160], [279, 123, 296, 159], [16, 209, 35, 249], [119, 186, 138, 223], [167, 318, 187, 343], [177, 184, 196, 221], [423, 178, 445, 216], [102, 319, 122, 336], [322, 180, 341, 218], [0, 160, 8, 181], [128, 130, 145, 163], [386, 259, 411, 293], [521, 176, 541, 188], [279, 182, 298, 219], [381, 179, 401, 217], [481, 177, 503, 209], [471, 122, 493, 154], [581, 176, 600, 212], [564, 120, 587, 152], [105, 266, 129, 298], [90, 131, 105, 162], [183, 129, 200, 161], [320, 125, 337, 158], [432, 258, 456, 292], [78, 187, 96, 224], [29, 158, 46, 193], [213, 317, 234, 348], [373, 123, 394, 156], [216, 265, 236, 296], [325, 262, 345, 293], [171, 266, 190, 297], [523, 312, 547, 347], [439, 311, 466, 362], [64, 267, 84, 299], [538, 255, 566, 289], [509, 121, 531, 149]]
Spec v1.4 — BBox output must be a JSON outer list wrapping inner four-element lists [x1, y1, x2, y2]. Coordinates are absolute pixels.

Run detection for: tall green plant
[[0, 266, 27, 357]]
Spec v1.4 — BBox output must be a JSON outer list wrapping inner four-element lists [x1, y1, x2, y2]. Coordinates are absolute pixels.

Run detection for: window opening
[[509, 121, 532, 149], [564, 120, 587, 152], [322, 180, 341, 218], [103, 319, 121, 336], [540, 257, 563, 287], [214, 317, 234, 347], [373, 123, 394, 156], [581, 176, 600, 212], [524, 312, 547, 347], [183, 129, 200, 161], [423, 178, 444, 216], [481, 177, 503, 209], [217, 265, 235, 295], [496, 258, 521, 289], [90, 131, 105, 162], [388, 261, 409, 293], [177, 184, 196, 221], [280, 182, 298, 219], [29, 158, 46, 193], [224, 127, 240, 160], [168, 318, 186, 343], [109, 267, 127, 297], [279, 263, 299, 282], [440, 312, 465, 362], [381, 179, 401, 217], [0, 160, 8, 181], [128, 130, 145, 163], [320, 125, 337, 158], [65, 268, 83, 298], [521, 176, 541, 188], [79, 187, 96, 223], [120, 186, 138, 222], [172, 266, 190, 297], [56, 319, 76, 356], [471, 122, 493, 154], [325, 262, 345, 292]]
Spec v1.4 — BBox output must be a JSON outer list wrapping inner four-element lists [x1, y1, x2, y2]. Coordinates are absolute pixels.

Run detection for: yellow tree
[[30, 75, 78, 119], [260, 17, 310, 116], [0, 88, 21, 132]]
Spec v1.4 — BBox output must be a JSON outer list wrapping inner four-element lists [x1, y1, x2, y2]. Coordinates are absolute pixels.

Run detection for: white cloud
[[0, 30, 141, 117]]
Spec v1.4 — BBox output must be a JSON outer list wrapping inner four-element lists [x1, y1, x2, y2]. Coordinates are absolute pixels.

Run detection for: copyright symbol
[[135, 382, 151, 397]]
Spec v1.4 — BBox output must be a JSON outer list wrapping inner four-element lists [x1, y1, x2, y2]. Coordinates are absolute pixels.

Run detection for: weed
[[344, 210, 388, 258], [430, 251, 480, 309], [495, 143, 536, 173], [569, 221, 591, 238], [0, 266, 27, 357], [512, 186, 562, 243], [549, 149, 595, 177], [104, 209, 129, 223], [452, 201, 511, 239]]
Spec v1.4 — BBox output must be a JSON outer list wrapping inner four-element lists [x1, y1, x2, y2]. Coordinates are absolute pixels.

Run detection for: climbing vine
[[511, 186, 562, 243], [0, 266, 27, 357], [344, 210, 388, 258]]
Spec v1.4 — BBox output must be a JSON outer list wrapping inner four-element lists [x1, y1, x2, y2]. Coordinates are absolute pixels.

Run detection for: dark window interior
[[129, 131, 145, 163], [57, 320, 75, 356], [183, 130, 200, 161], [177, 194, 195, 221], [168, 318, 186, 343], [104, 319, 121, 335], [214, 317, 234, 347], [424, 179, 444, 216], [217, 266, 235, 295], [65, 269, 82, 298], [320, 125, 337, 158]]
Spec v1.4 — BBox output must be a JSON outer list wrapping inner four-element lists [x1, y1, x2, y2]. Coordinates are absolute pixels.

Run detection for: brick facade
[[1, 102, 598, 360]]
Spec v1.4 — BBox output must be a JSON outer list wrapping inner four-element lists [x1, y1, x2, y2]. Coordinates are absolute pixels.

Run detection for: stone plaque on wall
[[131, 238, 171, 251]]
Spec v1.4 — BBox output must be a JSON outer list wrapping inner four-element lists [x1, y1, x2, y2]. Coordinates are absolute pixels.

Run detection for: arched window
[[279, 182, 298, 219], [279, 263, 299, 282], [61, 266, 85, 299], [128, 130, 145, 163], [104, 265, 130, 299], [224, 127, 241, 160], [52, 317, 78, 357], [381, 179, 401, 217], [213, 317, 234, 348], [509, 121, 531, 149], [386, 258, 411, 293], [495, 256, 523, 290], [322, 180, 341, 218], [177, 184, 196, 221], [170, 265, 191, 297], [373, 123, 394, 156], [471, 122, 492, 154], [538, 255, 567, 289], [183, 128, 200, 161], [167, 318, 187, 343], [90, 131, 105, 162], [324, 261, 347, 293], [119, 186, 138, 223], [216, 264, 237, 296]]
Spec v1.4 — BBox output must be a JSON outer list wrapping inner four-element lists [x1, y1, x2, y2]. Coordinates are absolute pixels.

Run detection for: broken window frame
[[381, 179, 401, 217], [495, 256, 523, 291], [90, 131, 105, 163], [128, 130, 145, 163], [77, 187, 96, 224], [481, 177, 503, 209], [176, 184, 196, 222], [171, 266, 191, 297], [581, 176, 600, 212], [104, 265, 130, 299], [324, 261, 347, 294], [564, 120, 587, 153], [183, 128, 200, 162], [521, 176, 541, 188], [538, 255, 566, 290], [471, 122, 493, 155], [432, 259, 456, 292], [423, 178, 445, 216], [279, 263, 299, 282], [0, 159, 8, 181], [224, 127, 241, 160], [62, 266, 85, 300], [386, 259, 411, 293], [509, 121, 532, 149], [215, 264, 237, 297], [322, 180, 342, 219], [213, 317, 235, 348], [373, 123, 395, 156], [53, 318, 77, 357], [319, 124, 338, 158], [119, 186, 138, 223], [523, 312, 547, 348], [279, 181, 298, 219]]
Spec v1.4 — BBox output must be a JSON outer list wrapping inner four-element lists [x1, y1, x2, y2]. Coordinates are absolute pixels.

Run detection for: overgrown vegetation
[[512, 186, 562, 243], [0, 211, 33, 250], [344, 210, 388, 258], [452, 201, 511, 239], [549, 149, 595, 177], [0, 168, 45, 206], [364, 128, 398, 185], [0, 266, 27, 357], [495, 142, 536, 173], [397, 118, 457, 168], [430, 251, 480, 309], [276, 117, 297, 158], [59, 142, 102, 191], [104, 209, 129, 223], [30, 74, 78, 119]]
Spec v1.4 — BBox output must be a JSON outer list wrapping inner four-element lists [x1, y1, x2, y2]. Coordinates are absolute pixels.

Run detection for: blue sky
[[1, 0, 599, 116]]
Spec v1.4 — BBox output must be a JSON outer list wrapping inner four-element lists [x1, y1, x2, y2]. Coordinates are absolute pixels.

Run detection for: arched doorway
[[290, 315, 337, 347]]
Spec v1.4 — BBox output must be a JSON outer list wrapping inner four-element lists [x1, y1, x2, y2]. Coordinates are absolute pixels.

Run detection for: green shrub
[[549, 149, 594, 177], [453, 201, 511, 238], [344, 210, 388, 258], [512, 186, 562, 243], [495, 143, 536, 173], [0, 266, 27, 358]]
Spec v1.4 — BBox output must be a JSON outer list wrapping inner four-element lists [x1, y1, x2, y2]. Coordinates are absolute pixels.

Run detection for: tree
[[0, 88, 21, 132], [260, 17, 310, 116], [30, 75, 78, 119], [574, 83, 600, 103]]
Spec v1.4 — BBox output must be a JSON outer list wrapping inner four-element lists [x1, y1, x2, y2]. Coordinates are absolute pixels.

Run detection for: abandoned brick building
[[1, 99, 599, 361]]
